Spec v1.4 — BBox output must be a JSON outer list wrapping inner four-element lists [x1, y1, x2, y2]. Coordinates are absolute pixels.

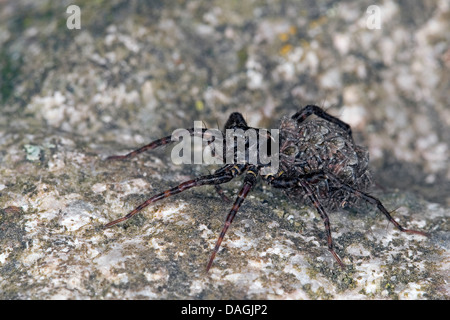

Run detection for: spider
[[103, 105, 427, 271]]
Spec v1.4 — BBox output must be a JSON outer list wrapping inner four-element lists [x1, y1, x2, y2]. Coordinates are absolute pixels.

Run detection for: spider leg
[[324, 173, 428, 237], [110, 111, 249, 161], [206, 165, 258, 272], [297, 179, 346, 268], [214, 185, 231, 203], [106, 128, 211, 160], [204, 167, 232, 202], [291, 105, 353, 142], [103, 164, 243, 228], [269, 174, 345, 268], [106, 134, 173, 160], [106, 114, 248, 161]]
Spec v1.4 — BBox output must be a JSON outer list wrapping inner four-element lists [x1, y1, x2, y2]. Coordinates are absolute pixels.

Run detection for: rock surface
[[0, 0, 448, 299]]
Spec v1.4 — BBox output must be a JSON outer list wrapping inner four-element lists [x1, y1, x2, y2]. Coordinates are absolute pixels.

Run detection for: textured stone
[[0, 0, 448, 300]]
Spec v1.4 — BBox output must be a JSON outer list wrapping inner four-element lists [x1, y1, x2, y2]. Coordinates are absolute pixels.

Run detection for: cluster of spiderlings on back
[[278, 116, 372, 210]]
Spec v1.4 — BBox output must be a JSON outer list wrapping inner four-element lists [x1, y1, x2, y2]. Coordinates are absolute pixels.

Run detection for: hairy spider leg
[[103, 164, 244, 228], [105, 112, 251, 228], [292, 105, 354, 142], [106, 135, 172, 160], [106, 128, 211, 160], [324, 173, 428, 237], [214, 185, 231, 202], [206, 165, 258, 272], [297, 179, 345, 268], [269, 174, 345, 268], [107, 111, 249, 162]]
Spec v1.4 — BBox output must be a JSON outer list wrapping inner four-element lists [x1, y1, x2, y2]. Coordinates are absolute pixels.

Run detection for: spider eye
[[282, 146, 296, 155]]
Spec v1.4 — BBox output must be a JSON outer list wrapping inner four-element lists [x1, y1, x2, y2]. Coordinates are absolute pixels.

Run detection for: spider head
[[224, 112, 249, 130]]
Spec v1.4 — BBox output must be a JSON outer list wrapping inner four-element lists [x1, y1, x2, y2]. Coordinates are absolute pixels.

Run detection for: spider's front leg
[[105, 134, 173, 160], [206, 165, 258, 272], [106, 111, 249, 161], [103, 164, 244, 228], [106, 128, 212, 160]]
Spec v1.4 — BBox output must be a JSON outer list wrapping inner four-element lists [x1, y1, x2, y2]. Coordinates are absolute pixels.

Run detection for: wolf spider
[[103, 105, 427, 271]]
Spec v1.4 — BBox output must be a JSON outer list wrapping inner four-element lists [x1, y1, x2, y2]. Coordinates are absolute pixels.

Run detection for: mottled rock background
[[0, 0, 448, 299]]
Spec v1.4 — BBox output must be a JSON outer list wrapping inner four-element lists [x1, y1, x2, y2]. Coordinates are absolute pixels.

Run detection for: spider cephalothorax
[[103, 105, 427, 271]]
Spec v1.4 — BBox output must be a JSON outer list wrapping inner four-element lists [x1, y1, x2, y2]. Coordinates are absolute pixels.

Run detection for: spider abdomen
[[279, 117, 371, 206]]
